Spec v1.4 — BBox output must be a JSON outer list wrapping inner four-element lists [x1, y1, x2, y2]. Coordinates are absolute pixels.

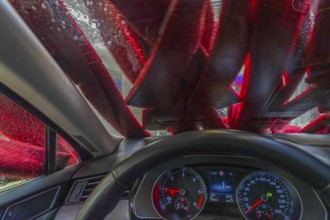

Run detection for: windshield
[[10, 0, 330, 137]]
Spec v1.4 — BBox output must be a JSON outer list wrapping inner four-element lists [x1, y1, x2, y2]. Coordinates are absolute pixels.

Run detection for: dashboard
[[34, 134, 329, 220], [0, 130, 328, 220], [132, 155, 327, 220]]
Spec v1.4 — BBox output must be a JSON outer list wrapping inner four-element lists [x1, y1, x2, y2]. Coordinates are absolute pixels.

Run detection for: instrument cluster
[[133, 155, 327, 220], [150, 167, 301, 220]]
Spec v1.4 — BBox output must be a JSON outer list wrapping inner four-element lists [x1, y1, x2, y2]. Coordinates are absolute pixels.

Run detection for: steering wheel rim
[[75, 130, 330, 220]]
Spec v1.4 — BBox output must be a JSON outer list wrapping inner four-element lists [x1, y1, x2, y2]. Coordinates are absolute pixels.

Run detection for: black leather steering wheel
[[75, 130, 330, 220]]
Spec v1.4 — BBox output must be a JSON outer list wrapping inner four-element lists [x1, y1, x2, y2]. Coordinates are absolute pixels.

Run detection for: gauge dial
[[237, 171, 301, 220], [152, 167, 207, 220]]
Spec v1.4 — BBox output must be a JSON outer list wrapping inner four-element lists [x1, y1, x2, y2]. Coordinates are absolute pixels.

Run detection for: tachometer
[[237, 171, 302, 220], [152, 167, 207, 220]]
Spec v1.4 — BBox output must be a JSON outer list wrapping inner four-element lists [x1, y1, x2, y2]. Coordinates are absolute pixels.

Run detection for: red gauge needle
[[166, 189, 180, 196], [197, 195, 203, 208], [249, 199, 263, 211]]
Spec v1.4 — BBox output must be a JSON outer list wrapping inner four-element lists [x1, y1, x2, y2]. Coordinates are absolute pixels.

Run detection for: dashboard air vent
[[67, 175, 132, 204], [67, 175, 105, 203]]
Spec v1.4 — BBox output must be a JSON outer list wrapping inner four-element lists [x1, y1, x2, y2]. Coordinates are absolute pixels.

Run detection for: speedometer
[[237, 171, 302, 220], [152, 167, 206, 220]]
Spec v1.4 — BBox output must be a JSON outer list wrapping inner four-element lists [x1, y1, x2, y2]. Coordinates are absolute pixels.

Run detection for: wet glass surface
[[56, 135, 80, 170], [0, 93, 46, 192], [9, 0, 330, 136]]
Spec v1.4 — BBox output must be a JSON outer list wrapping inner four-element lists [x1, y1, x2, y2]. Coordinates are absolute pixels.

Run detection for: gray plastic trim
[[2, 186, 61, 220], [313, 189, 328, 220], [0, 1, 120, 155], [55, 200, 130, 220]]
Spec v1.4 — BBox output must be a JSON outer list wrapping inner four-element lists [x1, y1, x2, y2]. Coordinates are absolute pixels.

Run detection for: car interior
[[0, 0, 330, 220]]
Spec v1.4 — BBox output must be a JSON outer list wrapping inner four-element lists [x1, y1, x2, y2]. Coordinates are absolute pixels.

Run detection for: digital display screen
[[209, 170, 234, 203]]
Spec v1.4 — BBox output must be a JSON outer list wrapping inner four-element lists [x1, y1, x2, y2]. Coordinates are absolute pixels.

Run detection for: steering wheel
[[74, 130, 330, 220]]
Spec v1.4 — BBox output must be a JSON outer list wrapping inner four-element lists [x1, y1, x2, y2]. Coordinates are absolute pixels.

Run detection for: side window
[[56, 134, 79, 170], [0, 92, 80, 192], [0, 93, 46, 191]]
